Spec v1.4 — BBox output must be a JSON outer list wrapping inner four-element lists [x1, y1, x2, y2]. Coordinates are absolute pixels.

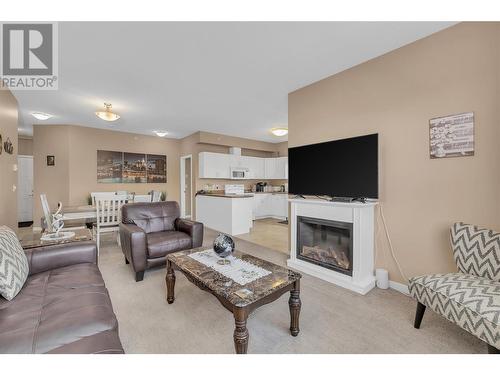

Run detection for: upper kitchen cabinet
[[243, 156, 265, 179], [264, 157, 288, 179], [198, 152, 287, 179], [199, 152, 231, 178]]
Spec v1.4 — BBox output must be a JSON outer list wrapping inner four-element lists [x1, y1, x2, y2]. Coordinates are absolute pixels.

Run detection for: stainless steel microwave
[[230, 167, 249, 179]]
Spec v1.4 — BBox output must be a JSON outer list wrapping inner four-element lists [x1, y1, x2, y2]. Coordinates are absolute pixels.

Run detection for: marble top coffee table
[[165, 248, 302, 354]]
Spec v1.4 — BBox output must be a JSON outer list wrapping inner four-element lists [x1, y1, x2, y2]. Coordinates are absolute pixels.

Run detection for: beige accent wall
[[33, 125, 180, 226], [198, 131, 281, 153], [18, 137, 33, 156], [288, 22, 500, 284], [33, 125, 70, 226], [275, 141, 288, 157], [0, 90, 18, 230]]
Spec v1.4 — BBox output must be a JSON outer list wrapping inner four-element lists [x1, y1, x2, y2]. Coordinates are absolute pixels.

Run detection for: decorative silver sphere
[[213, 233, 235, 258]]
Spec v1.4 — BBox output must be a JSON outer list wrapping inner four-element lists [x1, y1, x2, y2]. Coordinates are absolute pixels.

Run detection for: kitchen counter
[[252, 191, 289, 194], [196, 193, 254, 198], [196, 194, 253, 235]]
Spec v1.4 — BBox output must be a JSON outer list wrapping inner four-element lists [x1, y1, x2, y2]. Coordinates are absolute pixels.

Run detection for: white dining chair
[[133, 194, 152, 203], [91, 192, 117, 206], [94, 195, 127, 254], [151, 190, 162, 202]]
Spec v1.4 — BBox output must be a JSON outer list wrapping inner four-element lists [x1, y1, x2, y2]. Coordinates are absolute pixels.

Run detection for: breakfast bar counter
[[195, 194, 253, 235]]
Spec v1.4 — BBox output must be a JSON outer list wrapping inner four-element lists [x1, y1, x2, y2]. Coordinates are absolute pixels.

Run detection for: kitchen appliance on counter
[[255, 182, 267, 192], [230, 167, 249, 179], [225, 184, 245, 195]]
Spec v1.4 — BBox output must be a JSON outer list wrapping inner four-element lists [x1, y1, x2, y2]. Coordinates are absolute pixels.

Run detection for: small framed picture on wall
[[429, 112, 474, 159], [47, 155, 55, 166]]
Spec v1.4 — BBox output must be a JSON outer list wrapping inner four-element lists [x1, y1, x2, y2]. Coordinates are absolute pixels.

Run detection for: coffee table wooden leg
[[233, 308, 249, 354], [166, 260, 176, 304], [289, 280, 301, 337]]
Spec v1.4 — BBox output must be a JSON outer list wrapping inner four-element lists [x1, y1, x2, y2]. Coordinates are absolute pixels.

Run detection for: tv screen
[[288, 133, 378, 199]]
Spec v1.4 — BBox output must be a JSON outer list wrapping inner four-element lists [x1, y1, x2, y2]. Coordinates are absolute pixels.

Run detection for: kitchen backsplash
[[200, 179, 288, 193]]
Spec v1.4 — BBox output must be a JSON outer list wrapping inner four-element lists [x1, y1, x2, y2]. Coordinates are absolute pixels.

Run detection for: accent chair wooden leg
[[233, 308, 249, 354], [125, 257, 129, 264], [487, 344, 500, 354], [414, 302, 426, 329], [289, 280, 301, 337], [135, 271, 145, 282], [166, 260, 176, 303]]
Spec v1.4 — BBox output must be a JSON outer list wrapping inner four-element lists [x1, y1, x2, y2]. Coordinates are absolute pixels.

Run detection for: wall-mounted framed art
[[146, 154, 167, 183], [123, 152, 147, 183], [429, 112, 474, 159], [47, 155, 55, 166], [97, 150, 167, 183]]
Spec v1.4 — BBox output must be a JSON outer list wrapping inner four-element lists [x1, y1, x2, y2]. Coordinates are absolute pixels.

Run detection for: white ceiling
[[14, 22, 455, 142]]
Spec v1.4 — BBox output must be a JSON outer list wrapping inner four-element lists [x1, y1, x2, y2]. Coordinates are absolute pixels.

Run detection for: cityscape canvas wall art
[[97, 150, 123, 183], [123, 152, 147, 183], [97, 150, 167, 183], [146, 154, 167, 183]]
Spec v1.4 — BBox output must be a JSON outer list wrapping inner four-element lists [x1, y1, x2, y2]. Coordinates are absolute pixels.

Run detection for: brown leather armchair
[[119, 201, 203, 281]]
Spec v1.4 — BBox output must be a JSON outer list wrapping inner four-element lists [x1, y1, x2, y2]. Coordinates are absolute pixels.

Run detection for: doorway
[[180, 155, 192, 219], [17, 155, 34, 226]]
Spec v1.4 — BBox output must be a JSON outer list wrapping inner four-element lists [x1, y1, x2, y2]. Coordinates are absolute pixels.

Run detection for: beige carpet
[[97, 229, 485, 354]]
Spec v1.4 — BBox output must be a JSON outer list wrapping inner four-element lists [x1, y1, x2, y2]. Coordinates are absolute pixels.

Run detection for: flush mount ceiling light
[[95, 103, 120, 122], [270, 127, 288, 137], [31, 112, 52, 121], [153, 130, 169, 137]]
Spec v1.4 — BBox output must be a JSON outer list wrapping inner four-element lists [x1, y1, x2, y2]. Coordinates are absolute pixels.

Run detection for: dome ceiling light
[[31, 112, 52, 120], [270, 127, 288, 137], [95, 103, 120, 122], [153, 130, 169, 137]]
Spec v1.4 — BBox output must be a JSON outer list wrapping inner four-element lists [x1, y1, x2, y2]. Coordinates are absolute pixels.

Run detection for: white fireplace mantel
[[287, 198, 377, 295]]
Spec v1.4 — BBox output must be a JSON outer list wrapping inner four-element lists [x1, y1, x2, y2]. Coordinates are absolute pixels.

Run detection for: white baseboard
[[389, 280, 409, 295]]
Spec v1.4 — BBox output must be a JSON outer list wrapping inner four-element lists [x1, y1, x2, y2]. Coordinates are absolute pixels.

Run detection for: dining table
[[41, 204, 97, 230]]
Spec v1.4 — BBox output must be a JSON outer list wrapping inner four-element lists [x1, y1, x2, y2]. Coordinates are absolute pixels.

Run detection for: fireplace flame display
[[297, 216, 353, 276], [301, 245, 350, 270]]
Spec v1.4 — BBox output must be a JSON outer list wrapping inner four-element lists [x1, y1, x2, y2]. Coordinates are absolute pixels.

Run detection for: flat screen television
[[288, 133, 378, 199]]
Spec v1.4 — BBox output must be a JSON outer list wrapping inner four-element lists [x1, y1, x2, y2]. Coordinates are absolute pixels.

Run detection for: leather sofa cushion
[[146, 231, 192, 258], [122, 201, 180, 234], [0, 263, 123, 354]]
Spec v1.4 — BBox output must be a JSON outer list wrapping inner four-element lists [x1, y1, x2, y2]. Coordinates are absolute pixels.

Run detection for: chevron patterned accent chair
[[408, 222, 500, 354]]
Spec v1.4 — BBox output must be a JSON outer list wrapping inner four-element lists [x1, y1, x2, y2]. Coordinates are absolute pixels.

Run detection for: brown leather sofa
[[0, 241, 124, 354], [119, 201, 203, 281]]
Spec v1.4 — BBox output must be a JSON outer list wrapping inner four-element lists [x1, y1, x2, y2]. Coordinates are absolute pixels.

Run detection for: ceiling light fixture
[[270, 127, 288, 137], [31, 112, 52, 121], [153, 130, 169, 137], [95, 103, 120, 122]]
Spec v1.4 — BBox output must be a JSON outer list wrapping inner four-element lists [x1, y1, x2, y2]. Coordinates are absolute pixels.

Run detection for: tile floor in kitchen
[[235, 218, 289, 254]]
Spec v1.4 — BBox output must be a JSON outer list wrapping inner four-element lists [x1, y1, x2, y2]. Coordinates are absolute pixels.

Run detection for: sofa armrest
[[25, 241, 97, 276], [175, 218, 204, 248], [119, 223, 147, 272]]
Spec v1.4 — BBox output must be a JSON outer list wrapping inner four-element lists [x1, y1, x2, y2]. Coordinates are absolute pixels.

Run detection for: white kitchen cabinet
[[252, 193, 267, 219], [244, 156, 265, 179], [199, 152, 231, 179], [252, 193, 287, 219], [264, 157, 288, 179], [199, 152, 287, 180]]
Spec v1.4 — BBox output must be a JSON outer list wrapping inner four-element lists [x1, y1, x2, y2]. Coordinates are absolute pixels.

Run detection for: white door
[[17, 155, 34, 223], [180, 155, 192, 219]]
